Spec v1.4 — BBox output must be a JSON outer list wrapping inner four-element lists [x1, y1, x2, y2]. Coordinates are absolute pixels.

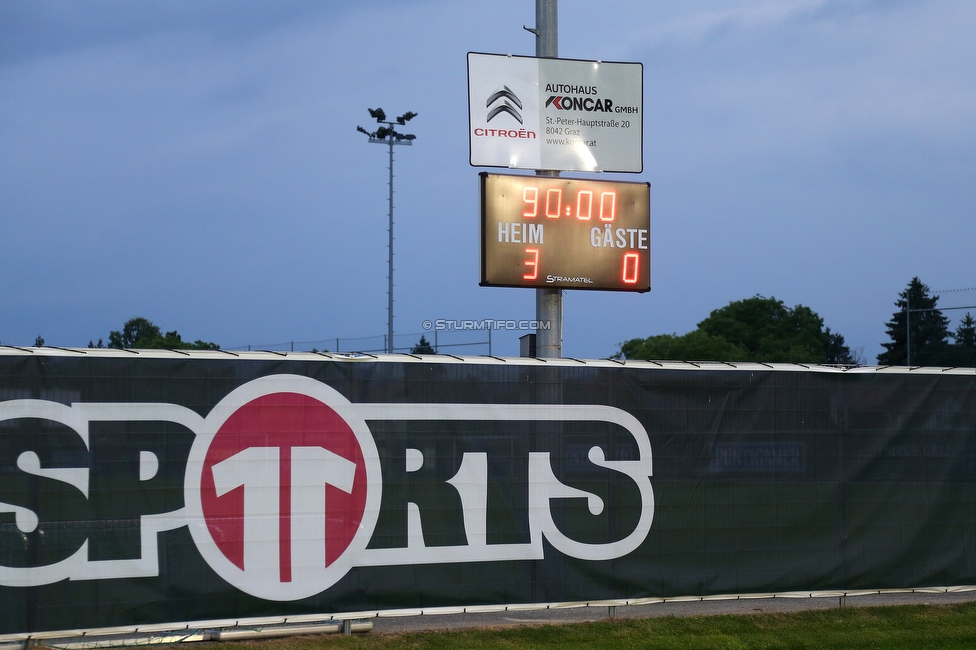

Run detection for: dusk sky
[[2, 0, 974, 360]]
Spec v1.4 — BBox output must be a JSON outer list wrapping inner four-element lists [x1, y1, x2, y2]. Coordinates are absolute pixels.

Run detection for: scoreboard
[[480, 172, 650, 292]]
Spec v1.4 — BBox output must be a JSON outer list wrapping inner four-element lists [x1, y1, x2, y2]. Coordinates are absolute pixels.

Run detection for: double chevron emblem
[[486, 86, 523, 124]]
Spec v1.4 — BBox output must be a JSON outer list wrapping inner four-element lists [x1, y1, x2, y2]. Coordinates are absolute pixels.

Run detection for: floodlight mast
[[357, 109, 417, 354]]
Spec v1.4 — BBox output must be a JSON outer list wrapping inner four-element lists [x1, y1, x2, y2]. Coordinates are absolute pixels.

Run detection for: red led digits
[[522, 186, 538, 218], [599, 192, 616, 222], [576, 191, 593, 221], [622, 252, 640, 284], [545, 188, 562, 219], [523, 248, 540, 280], [522, 182, 614, 222]]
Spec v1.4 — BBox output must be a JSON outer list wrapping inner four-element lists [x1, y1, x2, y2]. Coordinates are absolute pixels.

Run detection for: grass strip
[[201, 601, 976, 650]]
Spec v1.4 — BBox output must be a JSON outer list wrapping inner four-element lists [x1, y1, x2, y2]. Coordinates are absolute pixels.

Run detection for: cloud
[[0, 0, 404, 66]]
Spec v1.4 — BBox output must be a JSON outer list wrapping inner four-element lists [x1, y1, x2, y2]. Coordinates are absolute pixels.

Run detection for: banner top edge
[[0, 347, 970, 374]]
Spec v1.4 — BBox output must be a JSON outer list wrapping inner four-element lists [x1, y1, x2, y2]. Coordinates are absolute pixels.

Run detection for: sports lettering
[[0, 375, 655, 601]]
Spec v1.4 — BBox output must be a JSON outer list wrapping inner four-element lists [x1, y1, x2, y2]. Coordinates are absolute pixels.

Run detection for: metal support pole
[[534, 0, 562, 359], [387, 137, 395, 354], [535, 0, 557, 58], [906, 294, 910, 366]]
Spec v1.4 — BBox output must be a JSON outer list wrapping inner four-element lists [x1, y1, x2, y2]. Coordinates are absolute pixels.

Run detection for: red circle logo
[[201, 392, 367, 578], [186, 377, 380, 600]]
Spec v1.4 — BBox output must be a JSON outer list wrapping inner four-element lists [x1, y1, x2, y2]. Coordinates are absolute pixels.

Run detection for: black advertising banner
[[2, 351, 976, 636]]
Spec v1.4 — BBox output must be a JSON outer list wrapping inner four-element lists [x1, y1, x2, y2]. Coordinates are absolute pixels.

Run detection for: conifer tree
[[951, 312, 976, 367], [878, 277, 950, 366]]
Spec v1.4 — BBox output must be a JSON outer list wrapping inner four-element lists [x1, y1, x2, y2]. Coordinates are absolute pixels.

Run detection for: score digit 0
[[545, 188, 562, 219], [622, 252, 640, 284]]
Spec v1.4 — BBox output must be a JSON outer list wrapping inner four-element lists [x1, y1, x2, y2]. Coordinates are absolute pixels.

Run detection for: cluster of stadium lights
[[356, 107, 417, 143]]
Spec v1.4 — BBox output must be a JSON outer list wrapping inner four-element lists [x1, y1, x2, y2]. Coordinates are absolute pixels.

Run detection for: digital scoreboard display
[[480, 172, 650, 292]]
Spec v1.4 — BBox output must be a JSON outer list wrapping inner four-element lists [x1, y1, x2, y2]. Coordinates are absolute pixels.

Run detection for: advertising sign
[[481, 172, 650, 291], [467, 52, 643, 172], [3, 352, 976, 638]]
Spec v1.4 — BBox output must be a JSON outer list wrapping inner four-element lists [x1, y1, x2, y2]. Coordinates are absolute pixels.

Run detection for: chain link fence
[[228, 330, 493, 355]]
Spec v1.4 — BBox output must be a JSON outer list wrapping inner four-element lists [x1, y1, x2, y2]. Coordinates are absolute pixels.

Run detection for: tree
[[616, 295, 855, 364], [616, 334, 678, 360], [697, 296, 831, 363], [34, 335, 45, 347], [108, 317, 159, 348], [107, 317, 219, 350], [949, 312, 976, 367], [615, 331, 747, 361], [411, 335, 435, 354], [824, 327, 857, 364], [878, 278, 950, 366]]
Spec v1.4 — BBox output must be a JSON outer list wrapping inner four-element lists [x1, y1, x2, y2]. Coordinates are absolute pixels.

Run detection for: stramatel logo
[[486, 85, 523, 124]]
